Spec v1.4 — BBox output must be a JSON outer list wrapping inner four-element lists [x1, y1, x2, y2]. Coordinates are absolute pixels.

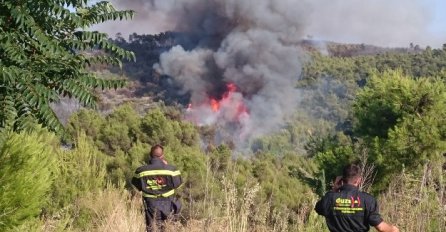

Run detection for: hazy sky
[[429, 0, 446, 37], [87, 0, 446, 47]]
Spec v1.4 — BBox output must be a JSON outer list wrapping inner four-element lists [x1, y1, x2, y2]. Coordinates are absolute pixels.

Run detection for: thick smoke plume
[[146, 0, 309, 149]]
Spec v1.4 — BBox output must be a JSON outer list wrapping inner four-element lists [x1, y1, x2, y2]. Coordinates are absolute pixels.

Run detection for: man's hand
[[332, 176, 343, 192], [375, 221, 399, 232], [159, 155, 168, 165]]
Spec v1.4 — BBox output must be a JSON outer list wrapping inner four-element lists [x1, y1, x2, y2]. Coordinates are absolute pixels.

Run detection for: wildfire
[[210, 98, 219, 112], [225, 83, 237, 93], [185, 82, 249, 125]]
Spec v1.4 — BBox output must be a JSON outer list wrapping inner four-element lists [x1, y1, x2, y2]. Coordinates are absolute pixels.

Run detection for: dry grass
[[41, 187, 146, 232], [358, 148, 376, 192], [59, 177, 323, 232], [79, 188, 146, 232], [39, 162, 444, 232], [379, 163, 446, 232]]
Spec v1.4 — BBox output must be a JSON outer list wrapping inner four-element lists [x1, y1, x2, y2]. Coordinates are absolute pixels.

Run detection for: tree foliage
[[0, 130, 57, 230], [302, 47, 446, 84], [49, 132, 108, 212], [0, 0, 135, 132], [353, 70, 446, 189], [311, 70, 446, 191]]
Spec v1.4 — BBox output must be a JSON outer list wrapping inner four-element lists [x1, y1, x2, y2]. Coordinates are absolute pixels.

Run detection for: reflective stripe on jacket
[[131, 157, 182, 198]]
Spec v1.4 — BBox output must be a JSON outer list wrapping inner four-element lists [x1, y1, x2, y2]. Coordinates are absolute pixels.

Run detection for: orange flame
[[185, 82, 249, 123], [210, 98, 220, 112], [226, 83, 237, 92]]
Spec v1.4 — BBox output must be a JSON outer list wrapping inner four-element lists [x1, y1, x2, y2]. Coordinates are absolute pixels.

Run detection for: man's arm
[[366, 196, 399, 232], [171, 167, 182, 189], [375, 221, 399, 232], [332, 176, 343, 192], [315, 177, 342, 216], [131, 169, 142, 191], [315, 195, 328, 216]]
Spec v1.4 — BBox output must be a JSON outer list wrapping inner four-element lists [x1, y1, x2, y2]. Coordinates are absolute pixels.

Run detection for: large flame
[[185, 82, 249, 126]]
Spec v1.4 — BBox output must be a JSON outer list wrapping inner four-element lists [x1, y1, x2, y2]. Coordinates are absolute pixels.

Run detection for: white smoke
[[154, 46, 214, 103]]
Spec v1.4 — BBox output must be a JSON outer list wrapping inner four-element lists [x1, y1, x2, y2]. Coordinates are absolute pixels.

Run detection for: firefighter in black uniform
[[315, 164, 399, 232], [132, 144, 182, 232]]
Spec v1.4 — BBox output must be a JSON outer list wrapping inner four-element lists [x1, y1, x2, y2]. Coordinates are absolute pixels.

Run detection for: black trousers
[[143, 198, 179, 232]]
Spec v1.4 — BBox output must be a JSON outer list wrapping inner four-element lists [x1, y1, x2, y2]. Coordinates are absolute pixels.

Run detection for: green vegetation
[[312, 70, 446, 192], [0, 130, 57, 231], [354, 71, 446, 189], [302, 47, 446, 83], [0, 1, 445, 231], [1, 76, 444, 230], [0, 0, 134, 132], [65, 104, 316, 221]]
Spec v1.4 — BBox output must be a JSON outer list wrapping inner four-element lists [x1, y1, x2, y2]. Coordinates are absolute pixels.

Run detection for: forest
[[0, 1, 445, 231]]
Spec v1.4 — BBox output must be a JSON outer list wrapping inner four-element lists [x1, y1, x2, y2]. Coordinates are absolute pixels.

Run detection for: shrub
[[48, 132, 108, 212], [353, 70, 446, 190], [0, 130, 57, 230]]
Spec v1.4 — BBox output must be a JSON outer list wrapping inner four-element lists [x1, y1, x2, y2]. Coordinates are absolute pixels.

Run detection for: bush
[[48, 132, 108, 212], [0, 130, 57, 230], [353, 70, 446, 190]]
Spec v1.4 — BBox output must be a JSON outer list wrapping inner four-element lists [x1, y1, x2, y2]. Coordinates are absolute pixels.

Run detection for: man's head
[[342, 164, 362, 186], [150, 144, 164, 158]]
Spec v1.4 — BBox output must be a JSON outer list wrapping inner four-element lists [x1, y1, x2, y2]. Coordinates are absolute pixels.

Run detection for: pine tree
[[0, 130, 57, 230], [353, 70, 446, 189]]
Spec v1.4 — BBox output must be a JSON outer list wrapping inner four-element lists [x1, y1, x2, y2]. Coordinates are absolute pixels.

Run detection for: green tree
[[0, 130, 57, 230], [0, 0, 135, 131], [313, 134, 356, 180], [66, 108, 105, 140], [353, 70, 446, 189]]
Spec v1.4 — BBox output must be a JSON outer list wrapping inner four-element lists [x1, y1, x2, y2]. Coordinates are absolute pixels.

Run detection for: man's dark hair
[[150, 144, 164, 157], [342, 163, 362, 184]]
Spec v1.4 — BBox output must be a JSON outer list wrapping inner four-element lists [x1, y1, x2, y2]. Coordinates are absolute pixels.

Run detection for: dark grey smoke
[[145, 0, 310, 149]]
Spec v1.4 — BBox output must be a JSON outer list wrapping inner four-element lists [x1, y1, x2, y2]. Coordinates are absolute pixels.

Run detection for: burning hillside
[[185, 82, 249, 129], [149, 0, 307, 149], [102, 0, 440, 150]]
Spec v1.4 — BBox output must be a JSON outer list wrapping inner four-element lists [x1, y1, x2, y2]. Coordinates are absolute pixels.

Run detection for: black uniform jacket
[[131, 157, 182, 198], [315, 184, 383, 232]]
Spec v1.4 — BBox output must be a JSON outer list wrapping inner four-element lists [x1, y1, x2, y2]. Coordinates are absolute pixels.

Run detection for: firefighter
[[132, 144, 182, 232], [315, 164, 399, 232]]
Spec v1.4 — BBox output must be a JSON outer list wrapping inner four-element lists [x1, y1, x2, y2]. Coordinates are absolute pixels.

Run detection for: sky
[[429, 0, 446, 38], [83, 0, 446, 48]]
